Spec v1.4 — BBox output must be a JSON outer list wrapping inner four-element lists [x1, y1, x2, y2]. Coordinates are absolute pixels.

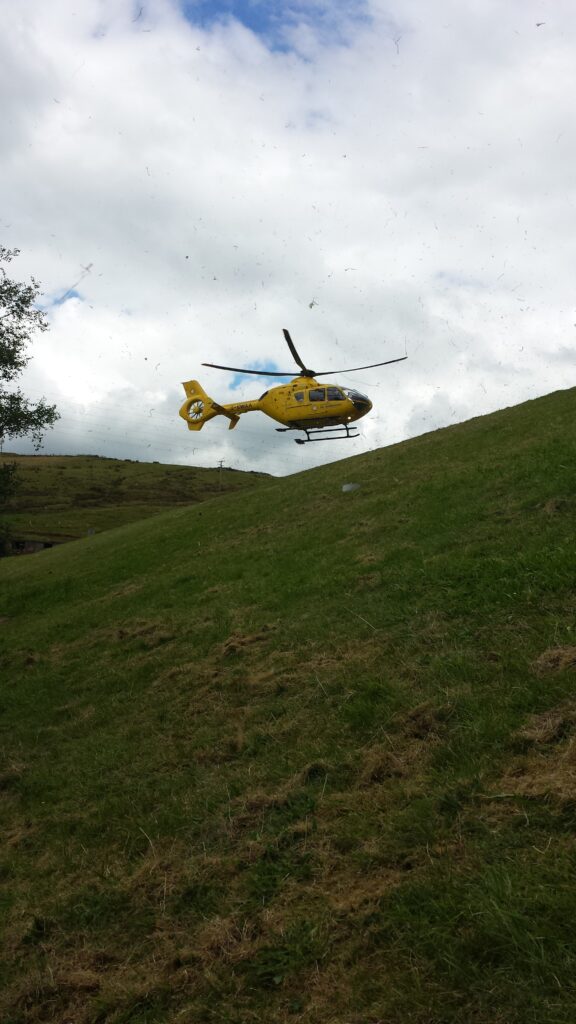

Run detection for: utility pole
[[217, 459, 224, 490]]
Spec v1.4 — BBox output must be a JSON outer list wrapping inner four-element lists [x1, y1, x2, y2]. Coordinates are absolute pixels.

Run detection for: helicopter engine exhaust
[[179, 380, 240, 431]]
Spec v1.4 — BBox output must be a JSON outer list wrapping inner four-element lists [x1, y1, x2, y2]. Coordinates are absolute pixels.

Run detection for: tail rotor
[[179, 380, 239, 431]]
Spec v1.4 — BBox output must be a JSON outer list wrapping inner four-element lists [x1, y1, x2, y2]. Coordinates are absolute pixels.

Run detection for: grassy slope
[[0, 454, 267, 541], [1, 387, 576, 1024]]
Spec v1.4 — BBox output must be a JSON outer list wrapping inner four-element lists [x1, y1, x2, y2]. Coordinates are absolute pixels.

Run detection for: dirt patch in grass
[[358, 739, 427, 786], [354, 572, 382, 591], [229, 786, 294, 831], [53, 701, 95, 723], [312, 634, 390, 672], [516, 700, 576, 745], [159, 661, 219, 685], [326, 866, 403, 913], [105, 581, 143, 599], [194, 912, 262, 965], [9, 965, 172, 1024], [500, 699, 576, 802], [396, 699, 454, 739], [299, 760, 333, 784], [4, 822, 37, 848], [418, 609, 450, 646], [543, 496, 573, 515], [221, 626, 276, 657], [502, 746, 576, 803], [533, 645, 576, 675], [203, 582, 233, 596], [0, 763, 25, 792], [115, 619, 176, 646]]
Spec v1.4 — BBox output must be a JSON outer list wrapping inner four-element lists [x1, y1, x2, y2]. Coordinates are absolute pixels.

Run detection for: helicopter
[[179, 329, 407, 444]]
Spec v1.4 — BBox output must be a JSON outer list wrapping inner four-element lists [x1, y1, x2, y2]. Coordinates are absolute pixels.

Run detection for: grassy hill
[[1, 387, 576, 1024], [0, 454, 268, 544]]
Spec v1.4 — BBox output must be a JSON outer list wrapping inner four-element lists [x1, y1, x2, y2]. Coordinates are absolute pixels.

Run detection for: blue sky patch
[[181, 0, 370, 52], [435, 270, 484, 291], [229, 359, 288, 389], [48, 288, 84, 308]]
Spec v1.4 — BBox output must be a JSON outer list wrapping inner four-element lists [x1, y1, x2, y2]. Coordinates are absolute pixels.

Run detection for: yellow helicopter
[[179, 329, 406, 444]]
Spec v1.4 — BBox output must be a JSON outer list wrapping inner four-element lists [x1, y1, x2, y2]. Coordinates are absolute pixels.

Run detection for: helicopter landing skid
[[276, 424, 360, 444]]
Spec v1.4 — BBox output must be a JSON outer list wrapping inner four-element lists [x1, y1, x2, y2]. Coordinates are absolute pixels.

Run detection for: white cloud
[[1, 0, 574, 475]]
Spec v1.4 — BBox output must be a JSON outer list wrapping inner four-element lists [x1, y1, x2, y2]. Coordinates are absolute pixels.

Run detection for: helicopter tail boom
[[179, 380, 240, 431]]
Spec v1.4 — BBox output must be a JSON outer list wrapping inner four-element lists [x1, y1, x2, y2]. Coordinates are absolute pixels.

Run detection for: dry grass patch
[[221, 626, 276, 657], [104, 581, 144, 599], [312, 634, 391, 673], [533, 645, 576, 675], [397, 699, 454, 739], [228, 785, 296, 834], [325, 865, 403, 914], [0, 762, 25, 791], [502, 745, 576, 803], [194, 913, 262, 966], [500, 699, 576, 802], [3, 822, 37, 848], [516, 700, 576, 745], [355, 551, 379, 565], [53, 700, 95, 723], [418, 609, 450, 646], [115, 618, 176, 647], [358, 739, 428, 786], [543, 496, 572, 515], [354, 572, 382, 591]]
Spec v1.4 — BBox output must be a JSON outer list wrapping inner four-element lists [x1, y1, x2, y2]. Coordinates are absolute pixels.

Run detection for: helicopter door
[[307, 387, 326, 411], [287, 389, 306, 413]]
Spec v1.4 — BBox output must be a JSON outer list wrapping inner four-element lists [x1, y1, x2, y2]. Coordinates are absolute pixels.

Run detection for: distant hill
[[0, 453, 269, 547], [1, 388, 576, 1023]]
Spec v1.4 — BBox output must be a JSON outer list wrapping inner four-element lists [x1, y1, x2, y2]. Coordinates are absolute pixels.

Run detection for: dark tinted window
[[343, 388, 369, 402], [308, 388, 325, 401], [294, 391, 304, 402], [327, 387, 343, 401]]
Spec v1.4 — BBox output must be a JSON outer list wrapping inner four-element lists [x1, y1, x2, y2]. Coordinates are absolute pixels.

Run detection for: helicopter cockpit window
[[343, 387, 369, 403], [294, 391, 304, 402], [327, 387, 344, 401], [308, 388, 325, 402]]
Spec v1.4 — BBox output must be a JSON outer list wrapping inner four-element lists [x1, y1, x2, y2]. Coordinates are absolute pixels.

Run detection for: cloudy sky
[[1, 0, 574, 475]]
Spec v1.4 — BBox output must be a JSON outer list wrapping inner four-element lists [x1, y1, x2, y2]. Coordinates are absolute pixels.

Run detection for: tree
[[1, 246, 59, 453], [1, 247, 59, 528]]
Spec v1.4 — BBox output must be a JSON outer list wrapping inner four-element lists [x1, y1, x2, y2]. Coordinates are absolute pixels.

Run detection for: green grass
[[1, 387, 576, 1023], [0, 453, 268, 541]]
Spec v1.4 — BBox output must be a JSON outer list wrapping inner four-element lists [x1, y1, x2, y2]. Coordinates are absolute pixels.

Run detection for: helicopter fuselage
[[179, 375, 372, 434], [246, 376, 372, 428]]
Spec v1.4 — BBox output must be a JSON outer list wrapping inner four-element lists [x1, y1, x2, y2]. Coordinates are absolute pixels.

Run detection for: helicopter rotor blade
[[202, 362, 297, 376], [315, 355, 408, 376], [282, 329, 309, 373]]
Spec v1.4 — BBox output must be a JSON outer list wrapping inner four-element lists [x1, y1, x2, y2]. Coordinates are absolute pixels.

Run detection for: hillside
[[0, 454, 268, 546], [1, 387, 576, 1024]]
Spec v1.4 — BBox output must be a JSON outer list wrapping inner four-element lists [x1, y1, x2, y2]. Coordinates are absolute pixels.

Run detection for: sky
[[1, 0, 575, 476]]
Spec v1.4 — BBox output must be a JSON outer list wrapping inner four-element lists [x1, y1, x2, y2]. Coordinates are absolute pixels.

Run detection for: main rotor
[[202, 329, 407, 380]]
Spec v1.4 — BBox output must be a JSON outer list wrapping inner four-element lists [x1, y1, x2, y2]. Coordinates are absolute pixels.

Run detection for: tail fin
[[179, 380, 240, 432]]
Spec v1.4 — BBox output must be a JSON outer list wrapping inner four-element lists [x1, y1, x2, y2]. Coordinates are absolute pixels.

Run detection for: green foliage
[[0, 247, 59, 549], [0, 246, 59, 448], [0, 461, 17, 553], [0, 460, 17, 504]]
